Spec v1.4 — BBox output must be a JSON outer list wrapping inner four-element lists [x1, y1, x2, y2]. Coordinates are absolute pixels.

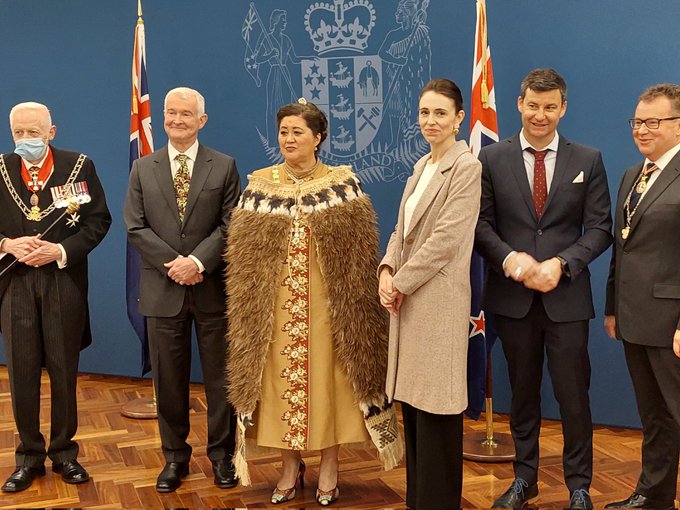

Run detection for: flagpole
[[121, 0, 157, 420], [462, 0, 513, 462]]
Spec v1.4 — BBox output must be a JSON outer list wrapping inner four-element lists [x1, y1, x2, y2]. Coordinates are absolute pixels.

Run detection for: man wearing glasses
[[604, 83, 680, 510]]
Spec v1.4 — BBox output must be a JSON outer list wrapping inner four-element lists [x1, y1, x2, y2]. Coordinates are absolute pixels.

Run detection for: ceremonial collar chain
[[621, 163, 659, 239], [0, 153, 86, 221]]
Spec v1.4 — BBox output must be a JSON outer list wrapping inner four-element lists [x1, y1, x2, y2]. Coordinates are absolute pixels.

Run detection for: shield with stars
[[301, 55, 384, 158]]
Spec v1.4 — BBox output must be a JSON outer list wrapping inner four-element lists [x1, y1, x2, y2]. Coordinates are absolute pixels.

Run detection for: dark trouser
[[1, 269, 85, 467], [623, 340, 680, 501], [401, 402, 463, 510], [495, 294, 592, 492], [147, 289, 236, 463]]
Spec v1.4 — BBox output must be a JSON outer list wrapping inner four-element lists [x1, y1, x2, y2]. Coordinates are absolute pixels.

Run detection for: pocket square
[[572, 171, 584, 183]]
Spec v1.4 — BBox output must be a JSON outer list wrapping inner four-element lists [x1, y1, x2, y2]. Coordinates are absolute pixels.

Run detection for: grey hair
[[164, 87, 206, 116], [9, 102, 52, 129]]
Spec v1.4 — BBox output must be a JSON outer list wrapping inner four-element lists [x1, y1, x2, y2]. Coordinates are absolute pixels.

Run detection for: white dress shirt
[[168, 140, 199, 179], [638, 141, 680, 200], [519, 129, 560, 193], [167, 140, 205, 273], [502, 131, 561, 274]]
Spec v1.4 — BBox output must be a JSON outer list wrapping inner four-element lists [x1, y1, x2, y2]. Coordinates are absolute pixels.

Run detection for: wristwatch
[[556, 256, 571, 278]]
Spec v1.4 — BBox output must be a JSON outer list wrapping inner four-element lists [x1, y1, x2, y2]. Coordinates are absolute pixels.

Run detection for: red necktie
[[527, 148, 549, 218]]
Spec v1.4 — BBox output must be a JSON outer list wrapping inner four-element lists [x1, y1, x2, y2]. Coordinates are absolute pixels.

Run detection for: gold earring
[[453, 127, 460, 135]]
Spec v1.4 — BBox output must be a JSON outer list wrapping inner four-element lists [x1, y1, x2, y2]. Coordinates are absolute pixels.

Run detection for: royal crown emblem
[[304, 0, 376, 54]]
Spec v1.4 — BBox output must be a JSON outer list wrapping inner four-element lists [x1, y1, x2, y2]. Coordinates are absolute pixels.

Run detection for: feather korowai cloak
[[226, 166, 387, 411], [225, 165, 398, 483]]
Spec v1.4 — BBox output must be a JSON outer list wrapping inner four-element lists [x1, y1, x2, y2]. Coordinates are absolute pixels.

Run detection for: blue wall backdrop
[[1, 0, 679, 428]]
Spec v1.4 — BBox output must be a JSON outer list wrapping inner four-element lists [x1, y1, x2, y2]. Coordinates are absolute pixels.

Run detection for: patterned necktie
[[174, 154, 191, 222], [629, 162, 658, 212], [527, 147, 549, 218]]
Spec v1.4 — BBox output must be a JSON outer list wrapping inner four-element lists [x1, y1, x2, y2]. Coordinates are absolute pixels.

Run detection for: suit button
[[537, 229, 543, 235], [405, 237, 414, 245], [181, 234, 186, 239]]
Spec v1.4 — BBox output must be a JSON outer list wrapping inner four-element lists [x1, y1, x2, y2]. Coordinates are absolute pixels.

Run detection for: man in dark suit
[[0, 102, 111, 492], [475, 68, 612, 510], [604, 83, 680, 510], [124, 87, 241, 493]]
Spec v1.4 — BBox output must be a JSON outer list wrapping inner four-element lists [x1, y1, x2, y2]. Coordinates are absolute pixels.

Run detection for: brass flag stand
[[463, 351, 514, 461], [121, 381, 157, 419]]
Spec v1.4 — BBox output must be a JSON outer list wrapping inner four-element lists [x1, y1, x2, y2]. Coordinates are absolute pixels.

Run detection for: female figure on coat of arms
[[379, 0, 431, 150], [252, 10, 299, 142]]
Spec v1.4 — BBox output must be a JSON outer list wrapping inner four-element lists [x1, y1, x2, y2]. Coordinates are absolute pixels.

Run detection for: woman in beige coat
[[379, 79, 482, 509]]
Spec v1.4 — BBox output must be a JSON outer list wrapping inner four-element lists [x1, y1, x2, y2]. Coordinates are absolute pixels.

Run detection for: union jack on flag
[[130, 15, 153, 164], [128, 7, 154, 374], [242, 3, 266, 87], [242, 4, 258, 43], [466, 0, 499, 419], [469, 0, 499, 157]]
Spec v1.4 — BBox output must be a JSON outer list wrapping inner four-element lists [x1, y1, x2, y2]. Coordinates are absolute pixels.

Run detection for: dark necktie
[[174, 154, 191, 222], [527, 147, 549, 218], [629, 162, 658, 212]]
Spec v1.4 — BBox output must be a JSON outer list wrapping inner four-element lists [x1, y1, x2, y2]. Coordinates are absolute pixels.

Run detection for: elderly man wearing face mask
[[0, 102, 111, 493]]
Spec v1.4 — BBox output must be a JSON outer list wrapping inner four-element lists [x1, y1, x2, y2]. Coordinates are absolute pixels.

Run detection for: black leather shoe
[[492, 478, 538, 509], [212, 458, 238, 489], [570, 489, 593, 510], [605, 492, 675, 509], [1, 465, 46, 492], [156, 462, 189, 493], [52, 459, 90, 484]]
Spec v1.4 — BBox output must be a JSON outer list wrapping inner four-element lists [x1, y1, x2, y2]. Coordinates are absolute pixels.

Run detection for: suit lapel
[[182, 145, 212, 225], [542, 137, 572, 215], [507, 136, 538, 222], [397, 157, 424, 238], [152, 147, 181, 227], [628, 154, 680, 236]]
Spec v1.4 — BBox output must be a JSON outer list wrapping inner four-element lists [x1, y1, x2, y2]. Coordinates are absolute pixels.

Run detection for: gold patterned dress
[[246, 164, 369, 451]]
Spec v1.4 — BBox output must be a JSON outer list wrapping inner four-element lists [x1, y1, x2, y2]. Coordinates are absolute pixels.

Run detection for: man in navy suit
[[124, 87, 241, 493], [475, 68, 612, 510], [604, 83, 680, 510]]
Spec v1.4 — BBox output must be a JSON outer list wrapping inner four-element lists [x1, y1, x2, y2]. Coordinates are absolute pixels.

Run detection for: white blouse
[[403, 161, 439, 238]]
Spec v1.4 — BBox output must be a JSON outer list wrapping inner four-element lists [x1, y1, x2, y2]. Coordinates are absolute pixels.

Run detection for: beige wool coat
[[380, 140, 482, 415]]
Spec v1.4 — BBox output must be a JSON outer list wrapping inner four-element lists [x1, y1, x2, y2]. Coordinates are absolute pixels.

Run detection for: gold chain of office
[[0, 153, 86, 221]]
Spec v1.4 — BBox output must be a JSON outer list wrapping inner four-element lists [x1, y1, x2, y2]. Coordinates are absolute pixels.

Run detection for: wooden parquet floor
[[0, 366, 673, 509]]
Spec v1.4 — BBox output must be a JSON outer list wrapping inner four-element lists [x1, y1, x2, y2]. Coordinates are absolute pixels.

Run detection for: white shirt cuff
[[188, 254, 205, 273], [57, 243, 68, 269], [502, 251, 517, 278]]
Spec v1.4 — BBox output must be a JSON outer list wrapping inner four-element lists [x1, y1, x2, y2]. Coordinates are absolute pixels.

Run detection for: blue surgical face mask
[[14, 138, 47, 161]]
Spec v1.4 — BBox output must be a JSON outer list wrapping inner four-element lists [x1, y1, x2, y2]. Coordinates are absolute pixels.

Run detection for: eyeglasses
[[628, 117, 680, 130]]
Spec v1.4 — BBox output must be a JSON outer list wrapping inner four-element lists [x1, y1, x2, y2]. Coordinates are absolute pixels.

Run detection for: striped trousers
[[1, 268, 85, 467]]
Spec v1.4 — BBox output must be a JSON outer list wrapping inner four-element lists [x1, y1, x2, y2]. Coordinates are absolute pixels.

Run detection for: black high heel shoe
[[271, 460, 305, 504]]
